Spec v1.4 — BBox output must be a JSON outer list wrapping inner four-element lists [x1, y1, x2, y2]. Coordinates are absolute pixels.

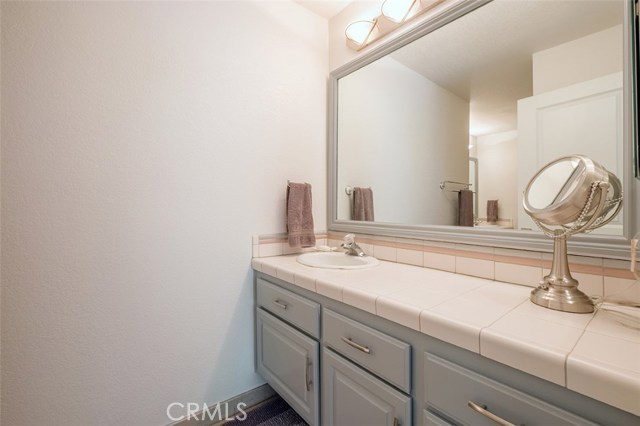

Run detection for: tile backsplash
[[252, 232, 638, 299]]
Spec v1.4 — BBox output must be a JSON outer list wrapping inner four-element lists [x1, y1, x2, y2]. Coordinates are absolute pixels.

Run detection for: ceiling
[[389, 0, 623, 136], [294, 0, 353, 19]]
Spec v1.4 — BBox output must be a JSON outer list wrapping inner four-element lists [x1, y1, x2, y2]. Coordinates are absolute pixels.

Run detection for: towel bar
[[287, 180, 309, 187], [440, 180, 472, 192]]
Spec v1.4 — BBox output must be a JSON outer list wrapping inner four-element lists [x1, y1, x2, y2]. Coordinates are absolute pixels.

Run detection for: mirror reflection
[[527, 160, 580, 210], [336, 0, 624, 236]]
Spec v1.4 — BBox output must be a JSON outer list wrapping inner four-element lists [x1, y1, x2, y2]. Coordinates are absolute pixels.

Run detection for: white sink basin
[[297, 252, 379, 270]]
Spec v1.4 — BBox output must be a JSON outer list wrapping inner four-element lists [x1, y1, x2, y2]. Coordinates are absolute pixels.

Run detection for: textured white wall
[[0, 2, 327, 426]]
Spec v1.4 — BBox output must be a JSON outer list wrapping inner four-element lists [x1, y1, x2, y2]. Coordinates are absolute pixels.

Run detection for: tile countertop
[[251, 255, 640, 417]]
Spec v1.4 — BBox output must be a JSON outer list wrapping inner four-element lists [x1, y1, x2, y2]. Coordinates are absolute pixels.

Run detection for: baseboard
[[167, 383, 275, 426]]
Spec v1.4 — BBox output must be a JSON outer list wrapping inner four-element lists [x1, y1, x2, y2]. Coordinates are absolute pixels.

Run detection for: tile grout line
[[478, 298, 530, 356]]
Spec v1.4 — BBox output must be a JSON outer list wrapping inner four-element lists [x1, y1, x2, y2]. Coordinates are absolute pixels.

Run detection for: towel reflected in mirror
[[458, 189, 474, 227], [352, 187, 374, 221]]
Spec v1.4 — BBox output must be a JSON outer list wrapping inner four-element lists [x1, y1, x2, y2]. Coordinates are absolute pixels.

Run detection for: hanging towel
[[487, 200, 499, 223], [286, 182, 316, 248], [352, 187, 374, 221], [458, 189, 474, 227]]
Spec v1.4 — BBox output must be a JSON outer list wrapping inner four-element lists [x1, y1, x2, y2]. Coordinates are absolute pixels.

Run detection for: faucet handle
[[343, 233, 356, 244]]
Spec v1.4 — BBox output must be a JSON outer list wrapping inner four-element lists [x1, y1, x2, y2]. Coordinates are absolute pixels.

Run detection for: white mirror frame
[[328, 0, 639, 259]]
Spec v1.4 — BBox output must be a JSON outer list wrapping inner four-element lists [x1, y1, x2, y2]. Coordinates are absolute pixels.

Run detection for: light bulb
[[345, 20, 376, 45], [381, 0, 418, 23]]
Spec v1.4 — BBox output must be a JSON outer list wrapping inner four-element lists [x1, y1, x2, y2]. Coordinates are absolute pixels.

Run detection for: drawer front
[[257, 278, 320, 338], [424, 353, 599, 426], [256, 308, 319, 426], [324, 309, 411, 393], [323, 348, 411, 426], [424, 410, 455, 426]]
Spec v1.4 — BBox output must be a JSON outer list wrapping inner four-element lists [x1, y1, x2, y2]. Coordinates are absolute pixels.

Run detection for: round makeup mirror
[[523, 155, 623, 313]]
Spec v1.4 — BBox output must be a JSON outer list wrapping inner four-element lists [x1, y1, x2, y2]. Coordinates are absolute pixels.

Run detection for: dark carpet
[[223, 395, 307, 426]]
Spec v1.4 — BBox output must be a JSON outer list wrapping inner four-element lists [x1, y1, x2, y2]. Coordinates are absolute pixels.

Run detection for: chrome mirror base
[[530, 284, 594, 314], [530, 232, 595, 314]]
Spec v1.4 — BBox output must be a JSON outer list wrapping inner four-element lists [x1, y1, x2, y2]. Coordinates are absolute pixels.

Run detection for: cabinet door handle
[[305, 357, 312, 392], [341, 336, 371, 354], [272, 299, 288, 310], [393, 417, 400, 426], [468, 401, 520, 426]]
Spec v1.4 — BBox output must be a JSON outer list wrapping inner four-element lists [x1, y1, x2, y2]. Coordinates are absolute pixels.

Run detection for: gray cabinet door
[[323, 348, 411, 426], [256, 308, 319, 425]]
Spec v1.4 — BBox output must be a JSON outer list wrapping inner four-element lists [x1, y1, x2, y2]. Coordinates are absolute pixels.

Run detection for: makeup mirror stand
[[531, 229, 595, 313], [524, 156, 623, 314]]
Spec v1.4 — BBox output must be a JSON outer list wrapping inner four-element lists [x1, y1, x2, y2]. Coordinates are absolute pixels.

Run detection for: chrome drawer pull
[[272, 299, 288, 310], [305, 357, 312, 392], [468, 401, 520, 426], [341, 336, 371, 354]]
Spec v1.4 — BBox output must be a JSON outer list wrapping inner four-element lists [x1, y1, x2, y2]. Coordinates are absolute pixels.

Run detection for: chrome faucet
[[341, 234, 366, 257]]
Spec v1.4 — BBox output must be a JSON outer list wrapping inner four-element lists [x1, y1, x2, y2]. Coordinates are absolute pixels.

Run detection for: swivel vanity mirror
[[523, 155, 623, 313]]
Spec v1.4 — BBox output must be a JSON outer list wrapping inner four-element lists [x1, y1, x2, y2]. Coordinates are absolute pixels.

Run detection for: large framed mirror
[[328, 0, 639, 259]]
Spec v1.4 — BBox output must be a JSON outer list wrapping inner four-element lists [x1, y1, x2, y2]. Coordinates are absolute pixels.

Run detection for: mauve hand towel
[[286, 182, 316, 248], [458, 189, 474, 227], [352, 187, 374, 221], [487, 200, 499, 223]]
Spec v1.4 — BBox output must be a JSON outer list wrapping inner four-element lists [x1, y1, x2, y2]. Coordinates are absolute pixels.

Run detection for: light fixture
[[345, 0, 443, 51], [345, 20, 378, 51], [378, 0, 419, 31]]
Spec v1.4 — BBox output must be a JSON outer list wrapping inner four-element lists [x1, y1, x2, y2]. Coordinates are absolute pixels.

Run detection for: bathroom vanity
[[253, 256, 640, 426], [253, 0, 640, 423]]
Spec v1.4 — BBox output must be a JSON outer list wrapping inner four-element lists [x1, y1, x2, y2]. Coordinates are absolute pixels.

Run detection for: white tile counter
[[252, 254, 640, 416]]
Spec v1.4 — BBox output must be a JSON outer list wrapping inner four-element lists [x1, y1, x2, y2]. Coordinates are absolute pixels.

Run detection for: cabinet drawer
[[424, 410, 455, 426], [324, 309, 411, 393], [257, 278, 320, 338], [323, 348, 411, 426], [425, 353, 598, 426]]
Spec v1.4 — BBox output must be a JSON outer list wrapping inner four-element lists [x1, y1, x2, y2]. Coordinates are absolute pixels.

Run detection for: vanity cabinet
[[254, 272, 640, 426], [255, 279, 320, 425]]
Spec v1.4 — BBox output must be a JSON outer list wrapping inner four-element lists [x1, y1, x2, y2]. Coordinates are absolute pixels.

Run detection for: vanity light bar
[[345, 0, 444, 51], [345, 19, 379, 50]]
